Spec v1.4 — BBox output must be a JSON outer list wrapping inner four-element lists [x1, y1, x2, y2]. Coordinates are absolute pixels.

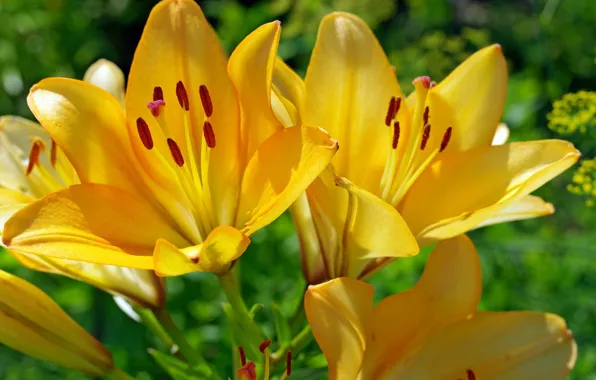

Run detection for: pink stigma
[[147, 99, 166, 117]]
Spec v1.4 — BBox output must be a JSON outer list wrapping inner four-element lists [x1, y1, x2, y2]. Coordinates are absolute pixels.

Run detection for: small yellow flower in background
[[304, 235, 577, 380], [568, 158, 596, 206], [0, 60, 164, 308], [273, 12, 580, 283], [547, 90, 596, 135], [0, 269, 116, 376], [2, 0, 338, 277]]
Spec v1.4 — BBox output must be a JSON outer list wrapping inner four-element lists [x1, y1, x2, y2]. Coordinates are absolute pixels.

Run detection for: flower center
[[379, 75, 454, 208], [134, 80, 220, 243]]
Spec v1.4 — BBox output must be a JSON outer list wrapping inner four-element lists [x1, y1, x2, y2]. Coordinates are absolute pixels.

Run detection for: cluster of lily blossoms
[[0, 1, 580, 379]]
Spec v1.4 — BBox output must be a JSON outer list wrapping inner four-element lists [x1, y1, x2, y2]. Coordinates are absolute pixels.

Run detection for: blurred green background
[[1, 0, 595, 379]]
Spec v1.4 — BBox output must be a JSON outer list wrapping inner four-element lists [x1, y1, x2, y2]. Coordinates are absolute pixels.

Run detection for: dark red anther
[[394, 97, 401, 118], [420, 124, 431, 150], [199, 84, 213, 117], [440, 126, 452, 152], [50, 140, 57, 167], [147, 99, 166, 117], [238, 346, 246, 366], [167, 138, 184, 167], [467, 369, 476, 380], [26, 140, 44, 175], [153, 86, 164, 101], [175, 81, 190, 111], [203, 121, 216, 148], [286, 350, 292, 376], [385, 96, 397, 126], [136, 118, 154, 150], [392, 121, 400, 150], [190, 256, 199, 264], [423, 106, 430, 126], [259, 339, 272, 353]]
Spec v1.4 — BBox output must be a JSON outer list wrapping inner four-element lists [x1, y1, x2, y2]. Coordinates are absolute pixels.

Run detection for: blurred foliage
[[1, 0, 596, 379]]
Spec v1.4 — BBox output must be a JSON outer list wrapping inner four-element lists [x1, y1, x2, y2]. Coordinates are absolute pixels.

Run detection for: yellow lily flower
[[273, 12, 579, 282], [0, 60, 164, 308], [0, 269, 117, 376], [304, 235, 577, 380], [2, 0, 338, 277]]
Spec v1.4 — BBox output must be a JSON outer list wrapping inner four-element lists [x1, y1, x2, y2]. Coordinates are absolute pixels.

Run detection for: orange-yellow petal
[[0, 269, 114, 376], [388, 312, 576, 380], [400, 140, 580, 245], [228, 21, 283, 162], [3, 184, 190, 269], [303, 12, 407, 192], [362, 235, 482, 379], [305, 277, 374, 380], [237, 125, 338, 236], [153, 226, 250, 277], [126, 0, 241, 228], [433, 44, 508, 152]]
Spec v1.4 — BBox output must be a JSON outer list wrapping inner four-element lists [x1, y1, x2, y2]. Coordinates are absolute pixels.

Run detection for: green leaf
[[149, 349, 213, 380], [272, 303, 291, 345]]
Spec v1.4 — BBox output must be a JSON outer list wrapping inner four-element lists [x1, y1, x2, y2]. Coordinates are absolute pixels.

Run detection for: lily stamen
[[167, 138, 185, 167], [153, 86, 164, 101], [199, 84, 213, 117], [385, 96, 397, 126], [238, 346, 247, 366], [467, 369, 476, 380], [440, 126, 453, 152], [50, 140, 57, 167], [392, 121, 400, 150], [420, 124, 431, 150], [136, 117, 154, 150], [423, 106, 430, 126], [279, 350, 292, 380], [175, 80, 190, 111], [203, 121, 216, 148], [26, 139, 45, 175]]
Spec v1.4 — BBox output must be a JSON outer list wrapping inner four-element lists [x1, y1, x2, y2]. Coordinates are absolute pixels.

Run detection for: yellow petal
[[361, 235, 482, 378], [303, 12, 406, 191], [28, 77, 200, 243], [83, 59, 125, 105], [0, 188, 34, 206], [305, 278, 374, 380], [433, 44, 508, 152], [3, 184, 190, 269], [400, 140, 580, 244], [0, 204, 28, 238], [11, 252, 164, 308], [0, 269, 114, 375], [126, 0, 241, 228], [27, 78, 141, 196], [272, 57, 305, 127], [492, 123, 510, 146], [228, 21, 282, 161], [153, 226, 250, 277], [474, 195, 554, 229], [389, 312, 576, 380], [237, 125, 338, 236], [335, 176, 419, 277]]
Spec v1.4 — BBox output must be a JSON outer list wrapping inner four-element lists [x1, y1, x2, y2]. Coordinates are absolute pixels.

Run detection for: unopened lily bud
[[0, 269, 114, 376], [83, 58, 125, 105]]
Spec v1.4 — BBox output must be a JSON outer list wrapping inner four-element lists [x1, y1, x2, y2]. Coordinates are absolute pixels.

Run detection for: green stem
[[107, 367, 135, 380], [151, 307, 203, 367], [219, 270, 250, 316], [135, 307, 176, 348], [271, 324, 313, 364]]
